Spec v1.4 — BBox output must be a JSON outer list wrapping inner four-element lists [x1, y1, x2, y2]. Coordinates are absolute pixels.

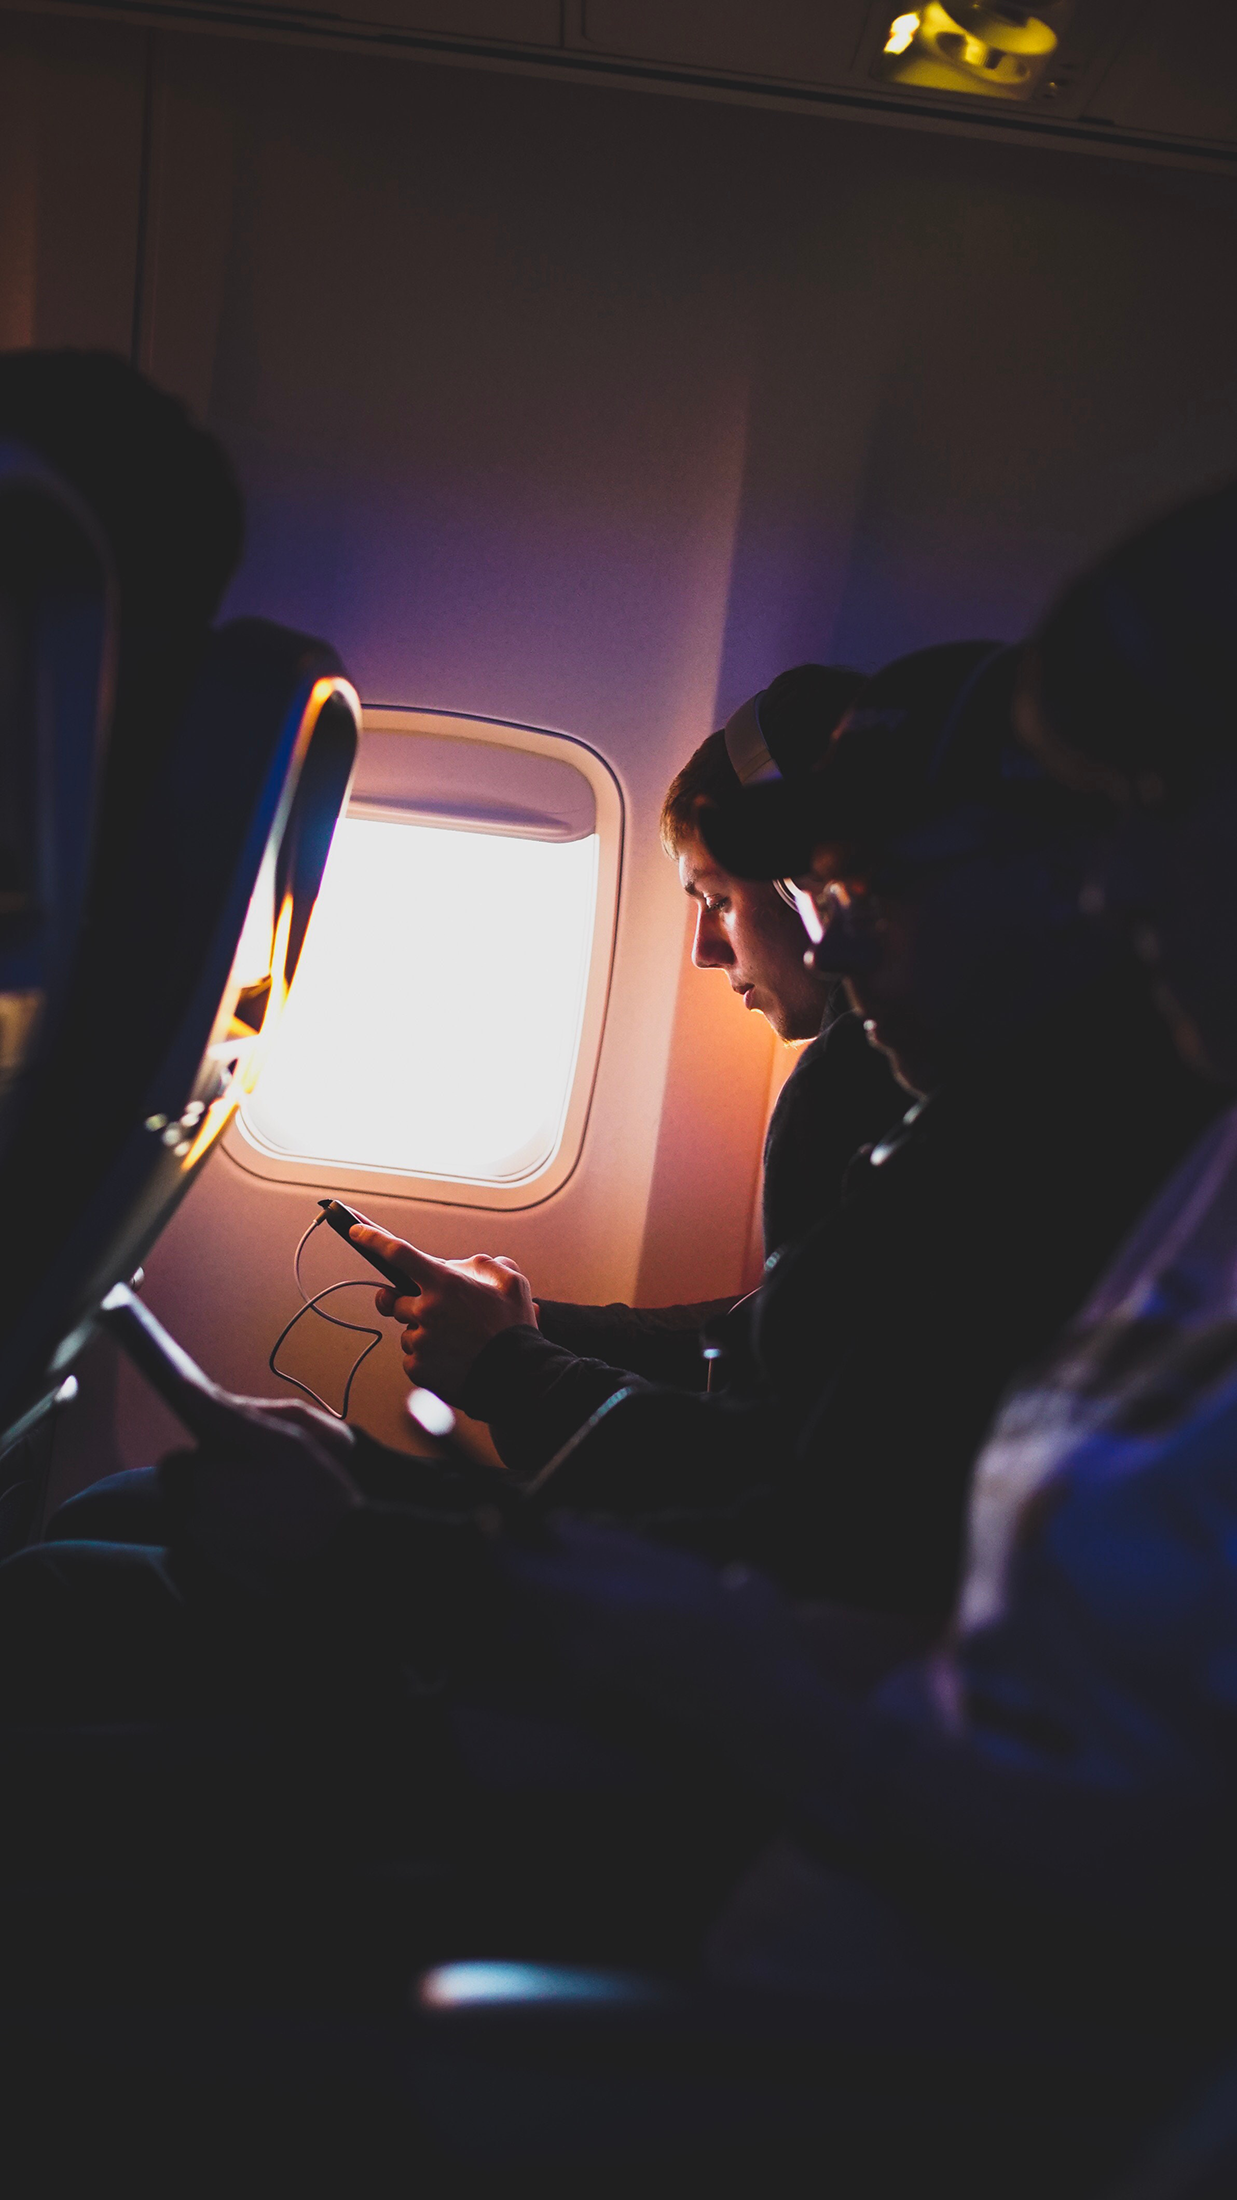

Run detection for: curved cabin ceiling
[[29, 0, 1237, 173]]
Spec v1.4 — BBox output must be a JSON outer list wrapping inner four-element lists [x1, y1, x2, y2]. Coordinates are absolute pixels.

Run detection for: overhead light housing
[[876, 4, 1061, 103]]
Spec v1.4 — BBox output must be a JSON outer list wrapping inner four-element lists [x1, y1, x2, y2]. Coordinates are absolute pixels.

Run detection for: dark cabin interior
[[1, 2, 1237, 2190]]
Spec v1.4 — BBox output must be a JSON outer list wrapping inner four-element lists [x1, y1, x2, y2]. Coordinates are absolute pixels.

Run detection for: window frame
[[223, 705, 623, 1211]]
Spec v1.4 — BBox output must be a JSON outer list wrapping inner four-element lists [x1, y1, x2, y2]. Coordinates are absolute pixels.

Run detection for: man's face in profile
[[678, 833, 824, 1042]]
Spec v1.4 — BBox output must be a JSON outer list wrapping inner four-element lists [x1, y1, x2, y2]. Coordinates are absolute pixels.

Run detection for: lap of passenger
[[0, 1536, 191, 1719], [47, 1466, 166, 1545]]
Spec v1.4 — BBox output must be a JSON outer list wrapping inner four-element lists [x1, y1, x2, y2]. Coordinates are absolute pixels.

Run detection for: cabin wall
[[0, 12, 145, 353], [5, 7, 1237, 1478]]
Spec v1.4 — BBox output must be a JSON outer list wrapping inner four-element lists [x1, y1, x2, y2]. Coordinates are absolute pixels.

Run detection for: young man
[[359, 642, 1220, 1620], [532, 663, 903, 1389], [662, 669, 907, 1261]]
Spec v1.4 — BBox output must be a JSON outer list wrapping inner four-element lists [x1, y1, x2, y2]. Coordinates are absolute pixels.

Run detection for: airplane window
[[232, 713, 619, 1202]]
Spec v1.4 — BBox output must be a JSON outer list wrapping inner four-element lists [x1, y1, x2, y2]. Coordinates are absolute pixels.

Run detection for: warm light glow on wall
[[241, 815, 600, 1185]]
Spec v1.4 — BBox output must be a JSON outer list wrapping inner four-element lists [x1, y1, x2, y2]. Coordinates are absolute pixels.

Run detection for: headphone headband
[[723, 691, 781, 787]]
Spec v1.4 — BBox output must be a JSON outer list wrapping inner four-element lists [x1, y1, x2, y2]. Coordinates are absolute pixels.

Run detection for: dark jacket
[[462, 964, 1224, 1619], [536, 1009, 904, 1390]]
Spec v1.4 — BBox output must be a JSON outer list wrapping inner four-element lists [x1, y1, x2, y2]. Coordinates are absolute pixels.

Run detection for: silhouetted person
[[469, 477, 1237, 2122], [356, 643, 1220, 1619]]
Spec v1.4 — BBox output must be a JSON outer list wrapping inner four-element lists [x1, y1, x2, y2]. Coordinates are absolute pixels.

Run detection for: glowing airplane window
[[241, 816, 599, 1184]]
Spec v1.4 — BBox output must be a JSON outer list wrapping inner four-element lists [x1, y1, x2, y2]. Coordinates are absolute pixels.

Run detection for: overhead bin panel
[[568, 0, 1237, 169], [179, 0, 560, 38], [26, 0, 1237, 171], [1085, 1, 1237, 143], [574, 0, 870, 88], [567, 2, 1152, 142], [316, 0, 558, 36]]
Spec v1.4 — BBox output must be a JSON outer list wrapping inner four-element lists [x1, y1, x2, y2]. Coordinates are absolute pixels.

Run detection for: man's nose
[[692, 908, 732, 969]]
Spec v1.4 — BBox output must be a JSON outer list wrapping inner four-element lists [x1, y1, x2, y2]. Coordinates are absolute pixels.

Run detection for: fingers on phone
[[351, 1223, 434, 1286]]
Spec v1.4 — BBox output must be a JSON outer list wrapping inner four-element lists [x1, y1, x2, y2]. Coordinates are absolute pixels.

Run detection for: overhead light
[[885, 11, 921, 53], [876, 3, 1061, 103]]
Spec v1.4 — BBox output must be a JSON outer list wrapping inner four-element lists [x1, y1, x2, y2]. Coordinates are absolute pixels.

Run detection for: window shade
[[348, 729, 596, 841]]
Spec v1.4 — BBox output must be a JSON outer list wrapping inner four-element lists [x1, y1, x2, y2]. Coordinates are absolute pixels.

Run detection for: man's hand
[[158, 1390, 362, 1592], [351, 1225, 536, 1406]]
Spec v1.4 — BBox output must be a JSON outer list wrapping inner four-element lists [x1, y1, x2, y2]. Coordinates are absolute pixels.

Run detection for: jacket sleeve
[[460, 1312, 794, 1496], [532, 1374, 787, 1512], [460, 1324, 649, 1477], [535, 1297, 738, 1390]]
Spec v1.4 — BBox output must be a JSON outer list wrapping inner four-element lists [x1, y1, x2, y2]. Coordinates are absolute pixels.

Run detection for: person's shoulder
[[779, 1012, 907, 1127], [781, 1009, 867, 1089]]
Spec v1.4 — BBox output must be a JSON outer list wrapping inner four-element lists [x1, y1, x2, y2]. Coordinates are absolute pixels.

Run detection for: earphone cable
[[268, 1209, 386, 1418]]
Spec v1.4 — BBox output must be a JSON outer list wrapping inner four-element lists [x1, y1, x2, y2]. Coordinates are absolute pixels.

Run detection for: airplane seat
[[0, 1958, 1207, 2195], [397, 1960, 1225, 2198], [0, 438, 116, 1558], [0, 613, 359, 1558]]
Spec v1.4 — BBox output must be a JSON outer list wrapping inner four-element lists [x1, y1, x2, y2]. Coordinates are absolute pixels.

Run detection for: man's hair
[[660, 663, 867, 859], [660, 728, 737, 856]]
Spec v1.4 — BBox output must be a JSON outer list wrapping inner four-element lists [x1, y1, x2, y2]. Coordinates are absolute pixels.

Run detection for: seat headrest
[[0, 438, 115, 1145]]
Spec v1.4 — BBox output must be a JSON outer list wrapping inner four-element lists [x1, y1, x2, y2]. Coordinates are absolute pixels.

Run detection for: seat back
[[0, 438, 114, 1162], [1104, 2048, 1237, 2198], [0, 616, 359, 1439]]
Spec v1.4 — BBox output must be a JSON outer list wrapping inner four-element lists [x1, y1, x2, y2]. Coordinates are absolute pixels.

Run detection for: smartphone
[[318, 1198, 420, 1295], [96, 1281, 229, 1443]]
